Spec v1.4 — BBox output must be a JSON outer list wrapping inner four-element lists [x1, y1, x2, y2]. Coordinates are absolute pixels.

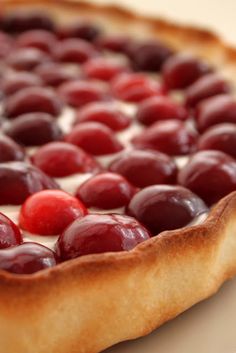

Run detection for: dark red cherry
[[178, 150, 236, 205], [136, 96, 188, 126], [16, 29, 57, 53], [35, 62, 75, 87], [54, 39, 99, 63], [20, 190, 87, 235], [56, 213, 151, 260], [32, 142, 101, 177], [1, 12, 55, 33], [109, 149, 177, 188], [58, 80, 107, 108], [7, 48, 50, 71], [0, 243, 57, 274], [82, 57, 129, 81], [76, 172, 136, 209], [0, 213, 22, 249], [162, 54, 212, 89], [195, 94, 236, 132], [0, 135, 25, 162], [185, 73, 231, 107], [5, 113, 63, 146], [65, 122, 124, 156], [0, 162, 59, 205], [74, 102, 131, 131], [96, 35, 131, 53], [56, 21, 101, 41], [0, 31, 12, 58], [132, 120, 197, 156], [4, 87, 63, 118], [127, 185, 208, 234], [1, 72, 42, 95]]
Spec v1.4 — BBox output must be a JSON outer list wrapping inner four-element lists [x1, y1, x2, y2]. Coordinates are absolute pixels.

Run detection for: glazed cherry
[[0, 135, 25, 162], [96, 35, 131, 53], [198, 124, 236, 158], [185, 73, 231, 108], [162, 54, 212, 89], [35, 62, 75, 87], [56, 214, 151, 260], [7, 48, 50, 71], [16, 30, 57, 53], [0, 243, 57, 274], [136, 96, 188, 126], [58, 80, 107, 108], [1, 12, 55, 33], [65, 122, 124, 156], [0, 213, 22, 249], [127, 185, 208, 235], [76, 172, 136, 209], [178, 150, 236, 205], [109, 149, 177, 188], [32, 142, 101, 177], [54, 39, 99, 63], [20, 190, 87, 235], [195, 94, 236, 132], [74, 102, 131, 131], [132, 120, 197, 156], [5, 113, 62, 146], [1, 72, 42, 96], [0, 162, 59, 205], [0, 31, 12, 58], [111, 73, 164, 103], [4, 87, 63, 118], [57, 21, 101, 41]]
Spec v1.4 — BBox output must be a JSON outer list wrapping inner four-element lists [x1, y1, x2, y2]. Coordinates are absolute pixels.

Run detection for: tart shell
[[1, 1, 236, 352]]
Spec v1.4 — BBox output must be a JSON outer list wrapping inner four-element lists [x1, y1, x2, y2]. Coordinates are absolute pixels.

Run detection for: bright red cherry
[[5, 113, 62, 146], [132, 120, 197, 156], [32, 142, 101, 177], [74, 102, 131, 131], [109, 149, 177, 188], [20, 190, 87, 235], [1, 12, 55, 33], [1, 72, 42, 95], [3, 87, 63, 118], [111, 73, 164, 103], [185, 73, 231, 107], [0, 135, 25, 162], [76, 172, 136, 209], [96, 35, 131, 53], [7, 48, 50, 71], [16, 29, 57, 53], [162, 54, 212, 89], [54, 39, 99, 63], [56, 213, 151, 260], [195, 94, 236, 132], [65, 122, 124, 156], [56, 21, 101, 41], [35, 62, 75, 87], [136, 96, 188, 126], [0, 242, 57, 274], [82, 57, 129, 81], [178, 150, 236, 205], [0, 162, 59, 205], [58, 80, 107, 108], [127, 185, 208, 234], [0, 31, 12, 58], [0, 213, 22, 249]]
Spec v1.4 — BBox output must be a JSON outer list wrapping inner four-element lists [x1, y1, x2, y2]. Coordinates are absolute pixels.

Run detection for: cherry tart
[[0, 2, 236, 353]]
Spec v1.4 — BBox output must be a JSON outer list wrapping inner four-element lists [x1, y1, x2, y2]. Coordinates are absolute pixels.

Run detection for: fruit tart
[[0, 1, 236, 353]]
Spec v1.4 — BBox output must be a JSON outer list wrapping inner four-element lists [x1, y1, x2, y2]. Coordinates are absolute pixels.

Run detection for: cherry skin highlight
[[1, 72, 42, 95], [0, 135, 25, 162], [82, 57, 129, 81], [35, 62, 75, 87], [0, 213, 22, 249], [16, 29, 57, 53], [7, 48, 50, 71], [54, 38, 99, 63]]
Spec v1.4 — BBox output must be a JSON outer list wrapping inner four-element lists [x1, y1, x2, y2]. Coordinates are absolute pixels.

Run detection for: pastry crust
[[1, 1, 236, 353]]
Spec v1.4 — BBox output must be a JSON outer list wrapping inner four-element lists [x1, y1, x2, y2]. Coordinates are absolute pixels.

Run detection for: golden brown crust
[[1, 1, 236, 352]]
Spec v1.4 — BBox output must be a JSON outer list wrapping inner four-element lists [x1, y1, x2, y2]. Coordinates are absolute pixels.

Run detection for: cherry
[[96, 35, 131, 53], [185, 73, 231, 107], [178, 150, 236, 205], [3, 87, 63, 118], [111, 73, 164, 103], [20, 190, 87, 235], [127, 185, 208, 234], [76, 172, 136, 209], [195, 94, 236, 132], [1, 72, 42, 96], [0, 243, 57, 274], [0, 135, 25, 162], [5, 113, 62, 146], [58, 80, 107, 108], [74, 102, 131, 131], [32, 142, 101, 177], [132, 120, 197, 156], [35, 62, 75, 87], [0, 162, 59, 205], [54, 39, 99, 63], [56, 21, 100, 41], [162, 54, 212, 89], [65, 122, 124, 156], [1, 12, 55, 33], [0, 213, 22, 249], [0, 31, 12, 58], [198, 123, 236, 158], [136, 96, 188, 126], [109, 149, 177, 188], [7, 48, 50, 71], [16, 29, 57, 53], [56, 213, 151, 260]]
